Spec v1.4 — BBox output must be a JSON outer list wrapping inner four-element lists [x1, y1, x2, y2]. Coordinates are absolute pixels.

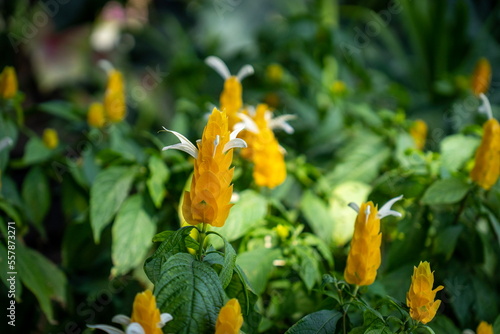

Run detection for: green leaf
[[421, 178, 471, 205], [210, 190, 267, 248], [20, 137, 53, 165], [207, 231, 237, 289], [493, 314, 500, 334], [440, 134, 479, 172], [285, 309, 342, 333], [154, 253, 225, 334], [16, 243, 67, 324], [432, 225, 463, 260], [111, 194, 156, 276], [236, 247, 281, 295], [301, 191, 333, 245], [38, 100, 81, 122], [295, 245, 321, 291], [428, 316, 460, 334], [90, 166, 137, 243], [147, 155, 170, 208], [22, 167, 50, 235], [144, 226, 196, 284]]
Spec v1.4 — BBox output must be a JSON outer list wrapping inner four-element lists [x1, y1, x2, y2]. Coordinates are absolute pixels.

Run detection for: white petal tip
[[205, 56, 231, 79], [159, 313, 174, 327], [237, 64, 254, 81], [348, 202, 360, 213]]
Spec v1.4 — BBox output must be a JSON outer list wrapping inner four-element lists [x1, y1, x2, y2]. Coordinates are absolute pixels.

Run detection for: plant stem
[[197, 223, 208, 260]]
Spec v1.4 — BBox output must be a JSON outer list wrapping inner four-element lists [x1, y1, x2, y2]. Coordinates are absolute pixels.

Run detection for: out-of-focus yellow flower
[[330, 80, 347, 96], [215, 299, 243, 334], [104, 69, 126, 122], [275, 224, 290, 240], [476, 321, 493, 334], [410, 119, 428, 150], [264, 92, 280, 108], [344, 196, 403, 286], [42, 128, 59, 149], [406, 261, 444, 324], [471, 58, 491, 96], [88, 290, 173, 334], [266, 63, 284, 82], [238, 104, 294, 189], [162, 108, 247, 227], [470, 118, 500, 190], [0, 66, 18, 99], [87, 102, 106, 128], [206, 56, 254, 129]]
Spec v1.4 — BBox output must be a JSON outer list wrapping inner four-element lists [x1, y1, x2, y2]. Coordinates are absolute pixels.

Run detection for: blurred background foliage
[[0, 0, 500, 333]]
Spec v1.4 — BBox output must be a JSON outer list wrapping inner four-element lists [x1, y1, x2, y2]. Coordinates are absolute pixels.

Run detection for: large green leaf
[[22, 166, 50, 235], [440, 134, 479, 173], [154, 253, 225, 334], [421, 178, 471, 205], [111, 194, 156, 276], [207, 231, 236, 289], [146, 155, 170, 208], [295, 245, 321, 291], [16, 243, 67, 324], [285, 309, 342, 333], [90, 166, 137, 243], [236, 247, 281, 295], [301, 191, 333, 245], [20, 137, 54, 165], [38, 100, 82, 122], [144, 226, 195, 284]]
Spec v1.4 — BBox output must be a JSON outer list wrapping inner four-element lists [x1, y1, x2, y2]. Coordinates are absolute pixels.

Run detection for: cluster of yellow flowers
[[87, 67, 126, 128]]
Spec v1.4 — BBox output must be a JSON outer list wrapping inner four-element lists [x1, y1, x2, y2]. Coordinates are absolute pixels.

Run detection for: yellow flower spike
[[476, 321, 493, 334], [275, 224, 290, 240], [406, 261, 444, 324], [470, 118, 500, 190], [330, 80, 347, 96], [0, 66, 18, 99], [238, 104, 294, 189], [162, 108, 247, 227], [206, 56, 254, 129], [42, 128, 59, 149], [344, 196, 403, 286], [87, 290, 173, 334], [410, 119, 428, 150], [215, 298, 243, 334], [104, 69, 126, 122], [266, 63, 284, 82], [87, 102, 106, 128], [471, 58, 491, 96]]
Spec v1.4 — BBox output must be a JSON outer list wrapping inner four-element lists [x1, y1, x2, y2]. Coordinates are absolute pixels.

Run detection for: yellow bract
[[406, 261, 444, 324], [215, 298, 243, 334], [220, 76, 243, 129], [470, 118, 500, 190], [182, 108, 235, 227], [0, 66, 18, 99], [87, 102, 106, 128], [344, 202, 381, 286], [130, 290, 163, 334], [266, 63, 284, 82], [410, 119, 428, 150], [240, 104, 287, 189], [104, 69, 126, 122], [471, 58, 491, 96], [42, 128, 59, 149], [477, 321, 493, 334]]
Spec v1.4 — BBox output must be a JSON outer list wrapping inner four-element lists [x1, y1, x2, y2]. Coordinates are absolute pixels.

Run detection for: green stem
[[197, 223, 208, 260], [343, 285, 359, 334]]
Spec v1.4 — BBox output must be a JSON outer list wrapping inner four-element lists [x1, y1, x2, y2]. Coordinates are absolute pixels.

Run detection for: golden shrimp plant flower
[[0, 66, 18, 99], [87, 102, 106, 128], [104, 68, 126, 122], [409, 119, 428, 150], [88, 290, 172, 334], [237, 104, 295, 188], [215, 298, 243, 334], [406, 261, 444, 324], [344, 195, 403, 286], [162, 108, 247, 227], [470, 118, 500, 190], [471, 58, 491, 96], [42, 128, 59, 149], [205, 56, 254, 129], [476, 321, 493, 334]]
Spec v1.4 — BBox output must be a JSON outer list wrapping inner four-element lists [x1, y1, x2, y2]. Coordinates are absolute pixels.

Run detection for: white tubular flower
[[348, 195, 403, 219], [268, 114, 296, 134], [205, 56, 254, 81]]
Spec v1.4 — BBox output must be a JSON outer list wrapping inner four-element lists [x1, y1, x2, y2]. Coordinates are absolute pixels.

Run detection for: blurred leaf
[[38, 100, 81, 122], [147, 155, 170, 208], [295, 245, 321, 291], [301, 191, 333, 245], [440, 134, 479, 172], [20, 137, 53, 165], [428, 316, 461, 334], [285, 309, 342, 334], [236, 247, 281, 295], [432, 225, 463, 260], [111, 194, 156, 276], [22, 166, 50, 235], [90, 166, 138, 243], [421, 178, 471, 205], [154, 253, 225, 334], [207, 231, 236, 289], [0, 117, 17, 171]]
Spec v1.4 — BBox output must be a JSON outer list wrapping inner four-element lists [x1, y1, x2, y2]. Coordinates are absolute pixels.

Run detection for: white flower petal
[[161, 128, 198, 159], [377, 195, 403, 219], [0, 137, 13, 152], [87, 324, 125, 334], [158, 313, 174, 327], [126, 323, 145, 334], [97, 59, 114, 74], [269, 114, 296, 134], [213, 135, 220, 157], [230, 123, 245, 140], [236, 64, 254, 81], [205, 56, 231, 80], [112, 315, 131, 326], [348, 202, 360, 213], [364, 205, 371, 223], [223, 138, 247, 153], [278, 144, 287, 155], [479, 93, 493, 120], [237, 113, 259, 133]]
